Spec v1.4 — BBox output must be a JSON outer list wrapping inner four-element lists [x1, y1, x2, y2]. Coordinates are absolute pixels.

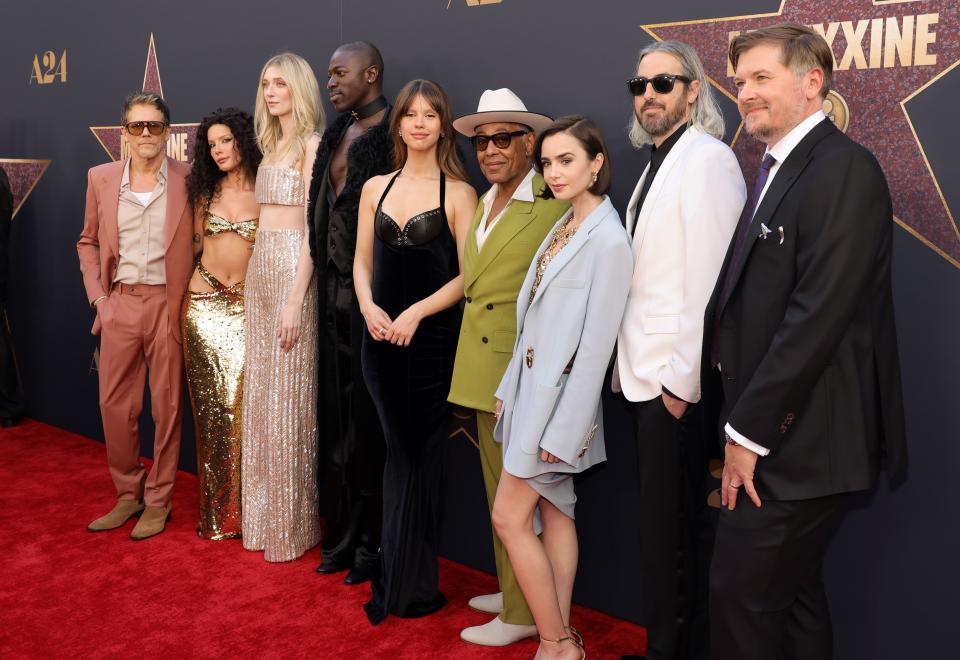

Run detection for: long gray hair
[[628, 40, 725, 148]]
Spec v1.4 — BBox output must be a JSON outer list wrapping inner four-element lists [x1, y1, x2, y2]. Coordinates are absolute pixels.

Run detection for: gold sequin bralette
[[205, 214, 258, 242], [255, 165, 305, 206]]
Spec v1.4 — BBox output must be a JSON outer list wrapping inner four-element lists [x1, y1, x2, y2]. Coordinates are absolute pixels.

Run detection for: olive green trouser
[[476, 410, 534, 625]]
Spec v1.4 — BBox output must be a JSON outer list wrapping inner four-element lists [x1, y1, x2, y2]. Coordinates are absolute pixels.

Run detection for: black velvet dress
[[362, 170, 461, 624]]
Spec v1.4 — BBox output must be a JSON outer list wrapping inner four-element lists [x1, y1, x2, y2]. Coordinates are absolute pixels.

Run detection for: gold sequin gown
[[181, 215, 258, 540], [241, 165, 320, 562]]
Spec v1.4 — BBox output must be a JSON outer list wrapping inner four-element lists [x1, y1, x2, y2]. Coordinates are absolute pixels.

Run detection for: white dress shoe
[[460, 616, 538, 647], [467, 591, 503, 614]]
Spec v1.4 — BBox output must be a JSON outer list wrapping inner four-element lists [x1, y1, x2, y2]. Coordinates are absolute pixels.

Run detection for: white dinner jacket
[[614, 125, 746, 403]]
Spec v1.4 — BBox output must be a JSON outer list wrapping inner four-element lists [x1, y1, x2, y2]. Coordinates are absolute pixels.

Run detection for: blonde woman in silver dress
[[242, 52, 324, 562]]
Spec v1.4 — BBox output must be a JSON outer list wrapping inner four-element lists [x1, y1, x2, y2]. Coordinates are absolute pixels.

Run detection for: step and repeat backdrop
[[2, 1, 958, 656]]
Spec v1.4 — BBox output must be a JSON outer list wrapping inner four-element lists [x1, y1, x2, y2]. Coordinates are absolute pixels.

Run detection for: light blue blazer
[[494, 196, 633, 477]]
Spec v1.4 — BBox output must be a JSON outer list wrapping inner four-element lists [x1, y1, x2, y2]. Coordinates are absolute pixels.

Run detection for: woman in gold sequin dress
[[491, 117, 633, 660], [182, 107, 261, 540], [241, 52, 325, 562]]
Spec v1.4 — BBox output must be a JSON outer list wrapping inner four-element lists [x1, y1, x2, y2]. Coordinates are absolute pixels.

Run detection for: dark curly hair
[[187, 107, 261, 212]]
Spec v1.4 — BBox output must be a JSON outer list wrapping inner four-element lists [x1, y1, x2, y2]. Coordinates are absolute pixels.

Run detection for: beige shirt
[[115, 159, 168, 284], [475, 168, 537, 251]]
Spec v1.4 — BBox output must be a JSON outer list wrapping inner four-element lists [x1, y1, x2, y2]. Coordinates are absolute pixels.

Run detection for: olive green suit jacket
[[449, 174, 569, 413]]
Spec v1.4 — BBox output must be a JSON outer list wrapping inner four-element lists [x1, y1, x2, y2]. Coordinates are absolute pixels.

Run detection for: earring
[[591, 172, 598, 185], [398, 130, 403, 138]]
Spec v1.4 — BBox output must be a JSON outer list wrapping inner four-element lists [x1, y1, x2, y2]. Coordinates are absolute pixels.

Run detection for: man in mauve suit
[[449, 88, 567, 647], [77, 92, 194, 540], [702, 24, 907, 659]]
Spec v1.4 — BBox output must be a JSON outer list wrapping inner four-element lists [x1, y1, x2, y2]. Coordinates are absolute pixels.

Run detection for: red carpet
[[0, 420, 645, 658]]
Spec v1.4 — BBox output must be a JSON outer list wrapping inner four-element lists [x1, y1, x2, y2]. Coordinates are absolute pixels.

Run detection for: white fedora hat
[[453, 88, 553, 137]]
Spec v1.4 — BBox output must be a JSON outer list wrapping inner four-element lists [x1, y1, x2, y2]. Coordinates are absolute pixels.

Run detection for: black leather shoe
[[1, 417, 20, 428], [344, 563, 374, 585], [316, 558, 350, 574]]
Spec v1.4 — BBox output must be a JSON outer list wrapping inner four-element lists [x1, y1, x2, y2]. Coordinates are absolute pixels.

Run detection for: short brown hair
[[121, 91, 170, 125], [729, 23, 833, 99], [534, 115, 612, 199]]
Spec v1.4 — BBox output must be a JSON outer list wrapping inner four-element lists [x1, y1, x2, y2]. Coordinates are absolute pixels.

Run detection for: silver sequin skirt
[[240, 229, 320, 562]]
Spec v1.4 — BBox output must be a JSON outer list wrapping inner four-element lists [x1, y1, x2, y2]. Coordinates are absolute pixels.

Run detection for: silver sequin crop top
[[255, 165, 305, 206]]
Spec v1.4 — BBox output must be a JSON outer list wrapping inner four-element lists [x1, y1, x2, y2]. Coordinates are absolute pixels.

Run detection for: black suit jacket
[[702, 118, 907, 501]]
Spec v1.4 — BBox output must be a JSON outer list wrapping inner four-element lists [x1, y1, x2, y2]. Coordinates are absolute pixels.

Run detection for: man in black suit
[[0, 165, 24, 427], [702, 24, 907, 660]]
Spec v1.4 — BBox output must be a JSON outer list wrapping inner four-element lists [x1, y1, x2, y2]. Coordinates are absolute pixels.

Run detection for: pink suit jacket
[[77, 157, 194, 341]]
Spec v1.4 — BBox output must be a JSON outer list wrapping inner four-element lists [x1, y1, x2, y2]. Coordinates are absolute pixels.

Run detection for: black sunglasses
[[470, 130, 528, 152], [124, 121, 168, 136], [626, 74, 692, 96]]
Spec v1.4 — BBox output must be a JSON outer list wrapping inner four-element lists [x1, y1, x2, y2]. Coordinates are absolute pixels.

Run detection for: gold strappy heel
[[566, 626, 584, 649], [539, 634, 586, 659]]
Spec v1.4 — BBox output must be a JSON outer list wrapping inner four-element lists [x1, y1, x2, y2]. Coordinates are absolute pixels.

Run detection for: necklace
[[528, 214, 580, 303], [553, 215, 579, 242], [350, 96, 388, 122]]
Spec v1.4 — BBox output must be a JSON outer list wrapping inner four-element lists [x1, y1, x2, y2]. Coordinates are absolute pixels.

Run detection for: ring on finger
[[728, 484, 740, 489], [379, 327, 386, 336]]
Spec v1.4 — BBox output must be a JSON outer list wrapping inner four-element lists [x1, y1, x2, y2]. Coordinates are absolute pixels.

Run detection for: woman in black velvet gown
[[353, 79, 477, 624]]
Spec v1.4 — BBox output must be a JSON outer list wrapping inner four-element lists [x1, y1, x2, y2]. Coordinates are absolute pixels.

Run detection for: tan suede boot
[[87, 500, 145, 532], [130, 504, 171, 541]]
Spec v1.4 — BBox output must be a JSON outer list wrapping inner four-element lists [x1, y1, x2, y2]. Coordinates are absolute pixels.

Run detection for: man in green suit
[[450, 89, 568, 647]]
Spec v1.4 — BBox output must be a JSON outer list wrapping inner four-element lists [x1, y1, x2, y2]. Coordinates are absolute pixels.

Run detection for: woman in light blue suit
[[491, 116, 633, 659]]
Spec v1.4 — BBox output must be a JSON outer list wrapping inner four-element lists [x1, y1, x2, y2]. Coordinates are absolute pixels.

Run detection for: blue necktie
[[710, 153, 777, 367]]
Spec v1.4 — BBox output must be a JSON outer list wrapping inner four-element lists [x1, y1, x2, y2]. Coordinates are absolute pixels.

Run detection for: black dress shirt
[[632, 122, 688, 234]]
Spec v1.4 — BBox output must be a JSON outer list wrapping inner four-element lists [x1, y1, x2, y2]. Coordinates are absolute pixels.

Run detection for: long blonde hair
[[255, 52, 324, 165]]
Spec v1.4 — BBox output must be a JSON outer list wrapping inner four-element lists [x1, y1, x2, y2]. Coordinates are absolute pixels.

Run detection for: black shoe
[[1, 417, 19, 428], [316, 557, 350, 574], [344, 563, 374, 585]]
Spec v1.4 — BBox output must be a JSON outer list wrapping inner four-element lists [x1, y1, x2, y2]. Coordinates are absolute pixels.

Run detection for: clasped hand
[[363, 303, 422, 347]]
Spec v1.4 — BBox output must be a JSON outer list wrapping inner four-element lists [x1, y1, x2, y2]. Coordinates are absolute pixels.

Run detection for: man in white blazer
[[613, 41, 746, 660]]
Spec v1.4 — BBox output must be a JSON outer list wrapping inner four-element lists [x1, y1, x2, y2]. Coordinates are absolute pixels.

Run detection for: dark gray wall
[[1, 2, 957, 657]]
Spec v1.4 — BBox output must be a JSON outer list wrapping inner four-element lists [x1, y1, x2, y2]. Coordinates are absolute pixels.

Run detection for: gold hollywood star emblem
[[89, 34, 198, 163], [450, 406, 480, 449], [643, 0, 960, 268]]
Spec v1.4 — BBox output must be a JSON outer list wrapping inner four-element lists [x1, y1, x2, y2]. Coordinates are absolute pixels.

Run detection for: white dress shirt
[[475, 168, 536, 251], [725, 110, 827, 457]]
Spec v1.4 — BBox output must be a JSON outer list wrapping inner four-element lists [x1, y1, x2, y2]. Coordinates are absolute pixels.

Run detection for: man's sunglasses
[[470, 130, 528, 152], [124, 121, 168, 136], [626, 74, 692, 96]]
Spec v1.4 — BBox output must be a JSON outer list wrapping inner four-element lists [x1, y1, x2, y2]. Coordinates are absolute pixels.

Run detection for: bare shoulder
[[362, 170, 397, 198], [307, 132, 322, 151], [446, 178, 478, 205]]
